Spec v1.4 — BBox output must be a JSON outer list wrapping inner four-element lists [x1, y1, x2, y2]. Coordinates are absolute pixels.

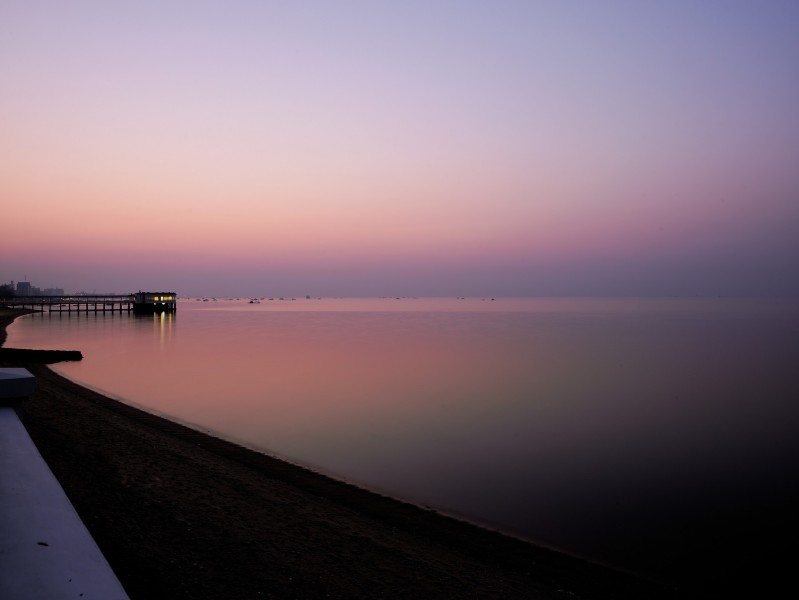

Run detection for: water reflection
[[151, 311, 173, 350]]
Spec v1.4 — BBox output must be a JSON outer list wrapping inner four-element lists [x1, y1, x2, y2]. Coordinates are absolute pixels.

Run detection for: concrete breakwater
[[0, 349, 83, 364]]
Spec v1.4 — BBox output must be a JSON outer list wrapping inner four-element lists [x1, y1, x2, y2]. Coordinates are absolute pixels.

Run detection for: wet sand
[[1, 308, 681, 599]]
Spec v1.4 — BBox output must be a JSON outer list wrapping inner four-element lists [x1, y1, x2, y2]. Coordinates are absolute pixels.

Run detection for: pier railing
[[0, 295, 134, 313]]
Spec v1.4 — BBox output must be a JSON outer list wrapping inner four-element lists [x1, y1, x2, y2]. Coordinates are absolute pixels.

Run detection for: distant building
[[132, 291, 177, 313], [12, 281, 57, 296]]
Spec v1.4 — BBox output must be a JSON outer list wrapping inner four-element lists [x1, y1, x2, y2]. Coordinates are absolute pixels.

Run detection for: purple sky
[[2, 1, 798, 297]]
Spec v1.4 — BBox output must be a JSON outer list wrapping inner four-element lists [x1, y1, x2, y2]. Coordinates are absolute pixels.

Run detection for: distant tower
[[16, 281, 32, 296]]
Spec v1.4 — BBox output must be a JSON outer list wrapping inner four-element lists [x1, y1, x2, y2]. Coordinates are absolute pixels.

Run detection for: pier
[[0, 295, 135, 314]]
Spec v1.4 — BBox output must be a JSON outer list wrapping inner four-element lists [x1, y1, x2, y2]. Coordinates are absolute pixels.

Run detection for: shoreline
[[1, 308, 681, 599]]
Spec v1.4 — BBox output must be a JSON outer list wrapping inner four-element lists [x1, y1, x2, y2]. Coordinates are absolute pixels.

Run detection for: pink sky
[[2, 1, 798, 297]]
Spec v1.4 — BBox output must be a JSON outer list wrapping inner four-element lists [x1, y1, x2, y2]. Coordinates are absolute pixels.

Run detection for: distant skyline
[[2, 1, 798, 298]]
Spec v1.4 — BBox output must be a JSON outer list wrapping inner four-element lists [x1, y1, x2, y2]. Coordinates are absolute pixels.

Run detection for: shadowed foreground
[[2, 310, 680, 599]]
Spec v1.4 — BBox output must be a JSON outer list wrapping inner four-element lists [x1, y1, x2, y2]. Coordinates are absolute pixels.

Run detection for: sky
[[2, 0, 798, 297]]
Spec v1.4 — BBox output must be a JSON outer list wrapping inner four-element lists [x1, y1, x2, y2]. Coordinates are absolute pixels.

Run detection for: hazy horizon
[[3, 1, 798, 298]]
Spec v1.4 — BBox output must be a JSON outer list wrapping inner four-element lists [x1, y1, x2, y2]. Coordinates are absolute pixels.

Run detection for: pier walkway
[[0, 295, 134, 314]]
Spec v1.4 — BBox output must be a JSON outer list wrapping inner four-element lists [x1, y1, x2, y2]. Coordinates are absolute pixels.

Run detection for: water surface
[[9, 297, 799, 588]]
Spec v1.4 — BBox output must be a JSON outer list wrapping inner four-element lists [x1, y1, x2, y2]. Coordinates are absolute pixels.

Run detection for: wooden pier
[[0, 295, 135, 314]]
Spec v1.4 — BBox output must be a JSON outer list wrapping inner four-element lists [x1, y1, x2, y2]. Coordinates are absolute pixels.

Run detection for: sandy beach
[[1, 308, 681, 599]]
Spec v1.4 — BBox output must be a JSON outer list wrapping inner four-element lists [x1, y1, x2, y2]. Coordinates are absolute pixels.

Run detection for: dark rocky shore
[[2, 308, 685, 599]]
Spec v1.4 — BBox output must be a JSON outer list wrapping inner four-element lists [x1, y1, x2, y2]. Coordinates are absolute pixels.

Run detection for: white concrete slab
[[0, 368, 37, 401], [0, 407, 130, 599]]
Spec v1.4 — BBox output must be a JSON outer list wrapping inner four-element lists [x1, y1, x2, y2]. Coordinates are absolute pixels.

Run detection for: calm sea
[[8, 297, 799, 589]]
